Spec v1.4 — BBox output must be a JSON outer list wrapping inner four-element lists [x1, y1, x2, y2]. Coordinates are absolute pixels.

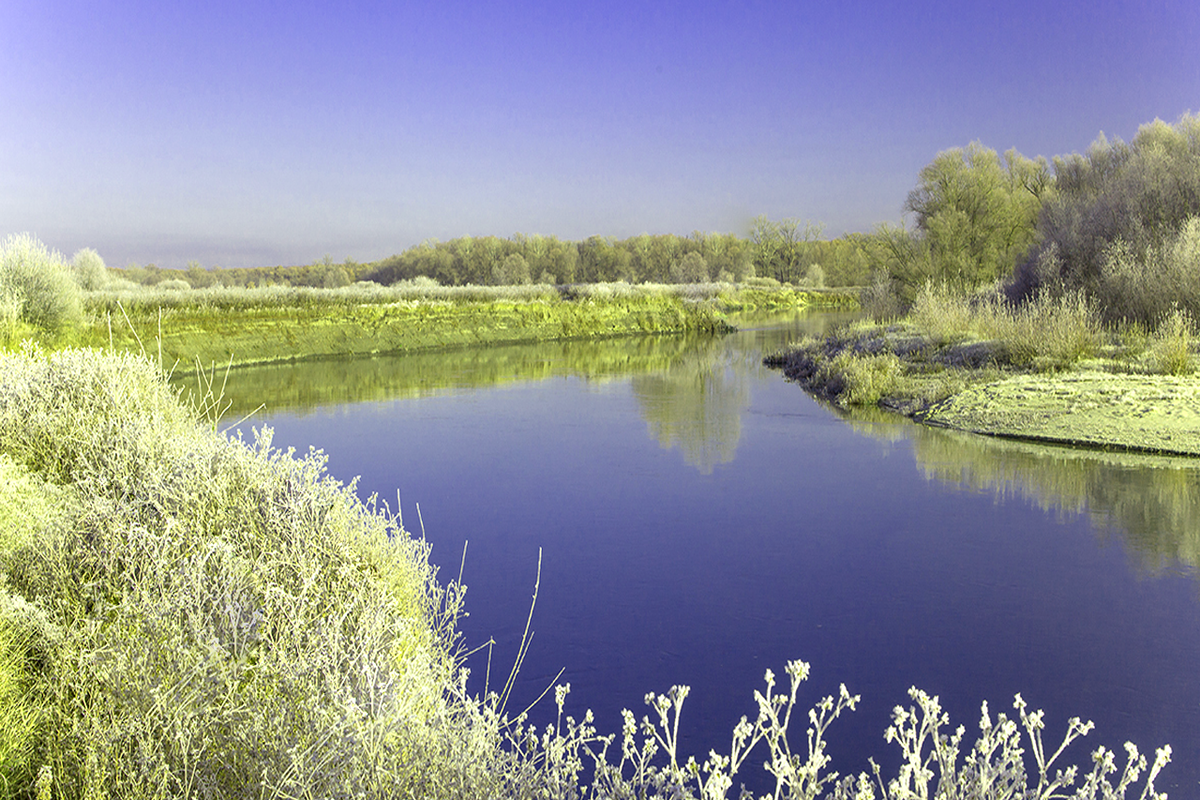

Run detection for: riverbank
[[766, 319, 1200, 457], [78, 283, 856, 368], [0, 345, 468, 796]]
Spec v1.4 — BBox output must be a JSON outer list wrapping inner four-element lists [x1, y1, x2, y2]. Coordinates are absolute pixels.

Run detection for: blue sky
[[2, 0, 1198, 269]]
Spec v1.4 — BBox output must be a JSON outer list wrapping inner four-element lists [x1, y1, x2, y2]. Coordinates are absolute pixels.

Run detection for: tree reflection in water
[[844, 406, 1200, 577]]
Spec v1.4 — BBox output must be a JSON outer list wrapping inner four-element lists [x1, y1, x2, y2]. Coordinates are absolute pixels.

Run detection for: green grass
[[78, 285, 738, 367], [772, 283, 1195, 414], [0, 345, 459, 798]]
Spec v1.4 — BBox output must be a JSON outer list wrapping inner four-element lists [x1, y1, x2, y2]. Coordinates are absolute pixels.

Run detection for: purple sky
[[2, 0, 1198, 269]]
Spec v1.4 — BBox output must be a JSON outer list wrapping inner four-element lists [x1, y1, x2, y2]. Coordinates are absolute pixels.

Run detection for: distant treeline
[[113, 218, 906, 290], [357, 222, 881, 288], [91, 112, 1200, 330]]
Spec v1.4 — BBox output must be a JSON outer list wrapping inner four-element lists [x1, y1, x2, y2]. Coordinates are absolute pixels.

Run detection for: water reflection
[[173, 310, 857, 474], [843, 407, 1200, 576], [173, 334, 704, 415], [175, 309, 1200, 571], [631, 350, 748, 474]]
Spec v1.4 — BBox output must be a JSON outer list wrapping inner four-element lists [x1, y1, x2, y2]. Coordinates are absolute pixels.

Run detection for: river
[[182, 310, 1200, 793]]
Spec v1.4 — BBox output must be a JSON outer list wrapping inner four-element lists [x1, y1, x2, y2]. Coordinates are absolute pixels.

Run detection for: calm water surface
[[193, 311, 1200, 793]]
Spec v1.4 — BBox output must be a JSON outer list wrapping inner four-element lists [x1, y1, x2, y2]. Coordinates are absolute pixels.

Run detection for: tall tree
[[904, 142, 1049, 290]]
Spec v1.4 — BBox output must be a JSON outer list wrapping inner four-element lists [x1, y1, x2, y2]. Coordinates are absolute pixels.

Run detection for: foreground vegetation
[[0, 345, 1173, 798]]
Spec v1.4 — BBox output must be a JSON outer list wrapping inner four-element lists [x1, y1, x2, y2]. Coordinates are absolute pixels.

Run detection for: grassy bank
[[69, 282, 858, 369], [766, 284, 1200, 455], [78, 285, 730, 368], [0, 345, 463, 797], [2, 230, 856, 367]]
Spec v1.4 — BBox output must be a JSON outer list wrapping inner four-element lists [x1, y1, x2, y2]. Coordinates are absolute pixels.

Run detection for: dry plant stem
[[114, 298, 144, 356], [499, 547, 541, 718]]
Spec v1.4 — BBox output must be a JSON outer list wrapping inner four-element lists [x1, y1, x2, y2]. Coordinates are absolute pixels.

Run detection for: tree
[[493, 253, 531, 285], [670, 252, 709, 283], [750, 216, 823, 283], [750, 215, 782, 279], [71, 248, 109, 290], [904, 142, 1049, 290]]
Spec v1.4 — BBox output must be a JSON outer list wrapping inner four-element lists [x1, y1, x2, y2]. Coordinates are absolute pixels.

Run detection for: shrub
[[909, 282, 974, 344], [0, 288, 24, 348], [0, 234, 83, 339], [803, 263, 826, 288], [822, 350, 903, 406], [70, 248, 108, 291], [982, 289, 1100, 368], [859, 273, 906, 321], [0, 346, 459, 798], [1150, 307, 1193, 375], [1093, 216, 1200, 326]]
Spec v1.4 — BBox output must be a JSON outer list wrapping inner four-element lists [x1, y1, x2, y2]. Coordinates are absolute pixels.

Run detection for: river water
[[186, 311, 1200, 793]]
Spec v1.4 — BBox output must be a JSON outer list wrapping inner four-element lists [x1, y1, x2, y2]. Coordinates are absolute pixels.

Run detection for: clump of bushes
[[1009, 114, 1200, 327], [0, 345, 462, 798], [0, 234, 83, 344], [823, 350, 904, 405], [69, 248, 109, 291], [1149, 307, 1194, 376]]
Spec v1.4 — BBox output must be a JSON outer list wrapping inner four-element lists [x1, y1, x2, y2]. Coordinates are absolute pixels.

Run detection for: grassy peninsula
[[769, 113, 1200, 458], [767, 284, 1200, 456]]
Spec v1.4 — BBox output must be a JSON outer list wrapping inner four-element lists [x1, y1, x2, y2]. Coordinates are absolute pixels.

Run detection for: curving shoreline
[[766, 326, 1200, 458], [918, 372, 1200, 457]]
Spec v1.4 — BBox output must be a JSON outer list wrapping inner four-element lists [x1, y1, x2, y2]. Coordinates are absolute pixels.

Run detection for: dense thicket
[[859, 113, 1200, 328], [357, 226, 876, 288], [107, 226, 880, 291], [1008, 114, 1200, 325]]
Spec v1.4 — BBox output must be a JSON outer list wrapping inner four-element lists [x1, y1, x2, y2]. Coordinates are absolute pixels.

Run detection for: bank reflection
[[845, 407, 1200, 575]]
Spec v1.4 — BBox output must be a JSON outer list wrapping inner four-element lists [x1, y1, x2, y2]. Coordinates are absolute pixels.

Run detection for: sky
[[2, 0, 1198, 269]]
